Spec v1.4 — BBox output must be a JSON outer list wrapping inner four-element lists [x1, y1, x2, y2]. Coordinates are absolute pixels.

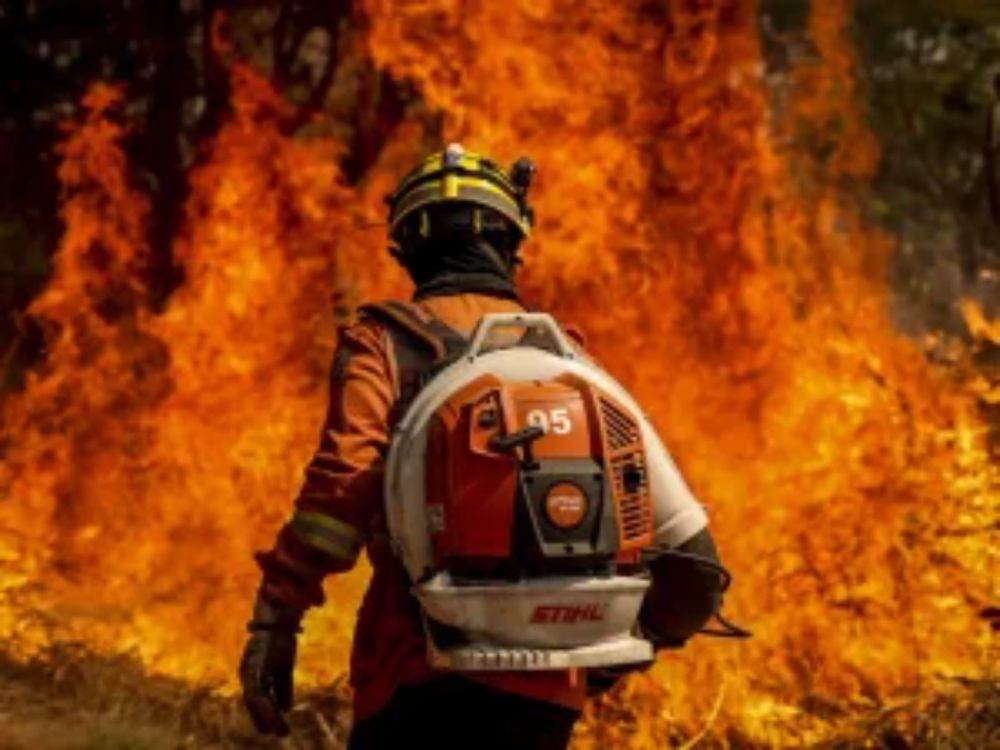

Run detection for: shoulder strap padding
[[357, 300, 449, 360], [357, 301, 469, 425]]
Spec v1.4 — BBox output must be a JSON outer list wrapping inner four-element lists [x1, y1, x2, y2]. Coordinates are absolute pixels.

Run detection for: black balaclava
[[393, 204, 523, 301]]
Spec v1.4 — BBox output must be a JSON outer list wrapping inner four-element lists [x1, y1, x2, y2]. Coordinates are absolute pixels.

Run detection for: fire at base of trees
[[0, 2, 996, 749]]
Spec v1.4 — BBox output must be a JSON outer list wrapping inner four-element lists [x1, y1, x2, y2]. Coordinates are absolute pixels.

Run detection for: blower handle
[[489, 424, 545, 470], [465, 313, 577, 360], [488, 425, 546, 453]]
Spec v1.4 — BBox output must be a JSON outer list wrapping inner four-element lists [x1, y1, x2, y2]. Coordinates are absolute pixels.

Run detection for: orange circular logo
[[544, 483, 588, 529]]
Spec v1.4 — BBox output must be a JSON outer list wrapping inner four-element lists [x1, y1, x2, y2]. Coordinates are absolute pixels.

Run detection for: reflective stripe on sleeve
[[289, 511, 364, 562]]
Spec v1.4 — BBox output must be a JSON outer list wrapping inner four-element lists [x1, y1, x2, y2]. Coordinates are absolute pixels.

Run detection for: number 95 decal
[[526, 408, 572, 435]]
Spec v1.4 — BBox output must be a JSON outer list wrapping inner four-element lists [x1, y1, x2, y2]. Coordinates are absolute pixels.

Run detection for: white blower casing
[[384, 313, 704, 670]]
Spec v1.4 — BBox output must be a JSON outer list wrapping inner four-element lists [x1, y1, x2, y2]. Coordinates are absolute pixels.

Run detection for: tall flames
[[0, 0, 995, 747]]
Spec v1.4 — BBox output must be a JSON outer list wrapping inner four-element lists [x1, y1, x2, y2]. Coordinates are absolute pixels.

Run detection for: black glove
[[639, 528, 726, 649], [239, 591, 303, 737]]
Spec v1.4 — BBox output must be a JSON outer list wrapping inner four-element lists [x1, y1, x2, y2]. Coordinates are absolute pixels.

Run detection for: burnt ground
[[0, 648, 351, 750], [0, 648, 995, 750]]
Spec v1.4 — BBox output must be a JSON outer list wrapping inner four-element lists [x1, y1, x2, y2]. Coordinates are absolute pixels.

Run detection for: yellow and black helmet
[[386, 144, 535, 242]]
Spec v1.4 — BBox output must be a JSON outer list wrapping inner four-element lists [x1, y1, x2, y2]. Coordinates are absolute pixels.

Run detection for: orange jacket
[[257, 292, 587, 722]]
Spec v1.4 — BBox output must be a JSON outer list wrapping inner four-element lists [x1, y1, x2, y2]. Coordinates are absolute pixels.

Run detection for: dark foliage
[[0, 0, 414, 389]]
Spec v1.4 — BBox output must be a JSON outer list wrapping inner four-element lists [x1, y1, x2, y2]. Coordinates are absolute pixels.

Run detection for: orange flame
[[0, 0, 995, 745]]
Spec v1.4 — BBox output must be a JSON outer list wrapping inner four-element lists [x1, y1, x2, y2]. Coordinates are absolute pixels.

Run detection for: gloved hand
[[639, 529, 726, 650], [239, 591, 303, 737]]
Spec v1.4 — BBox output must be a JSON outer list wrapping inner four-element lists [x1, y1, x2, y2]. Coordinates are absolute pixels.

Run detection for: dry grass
[[0, 647, 995, 750], [811, 680, 1000, 750], [0, 647, 351, 750]]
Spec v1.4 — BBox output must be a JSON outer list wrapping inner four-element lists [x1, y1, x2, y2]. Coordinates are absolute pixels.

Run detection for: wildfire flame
[[0, 0, 995, 746]]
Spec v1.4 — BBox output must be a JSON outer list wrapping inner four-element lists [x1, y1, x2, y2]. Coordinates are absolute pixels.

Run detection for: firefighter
[[239, 145, 728, 750]]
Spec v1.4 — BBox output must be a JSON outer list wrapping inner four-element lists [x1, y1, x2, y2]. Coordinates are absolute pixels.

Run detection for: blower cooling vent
[[600, 399, 640, 451], [600, 398, 652, 543], [612, 454, 652, 542]]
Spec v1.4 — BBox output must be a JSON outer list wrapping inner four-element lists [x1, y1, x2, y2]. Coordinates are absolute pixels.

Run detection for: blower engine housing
[[384, 313, 700, 670]]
